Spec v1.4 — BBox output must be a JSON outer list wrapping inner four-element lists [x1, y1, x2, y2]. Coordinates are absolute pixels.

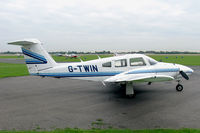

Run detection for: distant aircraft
[[56, 53, 63, 56], [8, 39, 193, 97], [64, 54, 78, 59]]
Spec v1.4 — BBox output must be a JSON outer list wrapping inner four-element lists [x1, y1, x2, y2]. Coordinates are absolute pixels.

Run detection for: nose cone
[[187, 67, 194, 74], [176, 64, 194, 75], [187, 67, 194, 76]]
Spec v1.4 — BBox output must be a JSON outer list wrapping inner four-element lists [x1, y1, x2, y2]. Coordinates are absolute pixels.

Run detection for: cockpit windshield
[[148, 58, 158, 65]]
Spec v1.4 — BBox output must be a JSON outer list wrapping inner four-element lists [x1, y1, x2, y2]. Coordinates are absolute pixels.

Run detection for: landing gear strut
[[126, 82, 135, 97], [176, 84, 183, 91]]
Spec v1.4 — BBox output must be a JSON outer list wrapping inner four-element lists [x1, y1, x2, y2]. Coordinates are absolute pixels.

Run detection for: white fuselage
[[31, 54, 193, 83]]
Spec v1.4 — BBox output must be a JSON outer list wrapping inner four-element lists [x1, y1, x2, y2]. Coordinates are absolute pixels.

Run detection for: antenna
[[97, 55, 101, 59], [78, 57, 84, 62], [114, 52, 119, 56]]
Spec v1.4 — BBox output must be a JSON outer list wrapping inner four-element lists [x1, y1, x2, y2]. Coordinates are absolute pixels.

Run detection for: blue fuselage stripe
[[25, 60, 45, 64], [22, 48, 46, 59], [22, 48, 47, 64], [31, 72, 121, 77], [31, 68, 179, 77], [23, 51, 47, 62]]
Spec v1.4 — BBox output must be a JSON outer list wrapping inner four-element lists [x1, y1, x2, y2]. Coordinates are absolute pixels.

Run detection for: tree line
[[1, 50, 200, 55]]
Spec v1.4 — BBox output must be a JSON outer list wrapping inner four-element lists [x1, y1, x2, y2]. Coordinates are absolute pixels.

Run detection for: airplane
[[8, 39, 194, 97], [64, 54, 78, 59]]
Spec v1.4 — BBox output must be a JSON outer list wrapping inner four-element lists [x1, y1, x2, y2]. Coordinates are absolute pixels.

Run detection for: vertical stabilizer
[[8, 39, 57, 74]]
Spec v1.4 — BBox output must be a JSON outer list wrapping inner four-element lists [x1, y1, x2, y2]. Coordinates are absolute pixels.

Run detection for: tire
[[120, 84, 126, 88], [176, 84, 183, 91], [127, 94, 135, 98]]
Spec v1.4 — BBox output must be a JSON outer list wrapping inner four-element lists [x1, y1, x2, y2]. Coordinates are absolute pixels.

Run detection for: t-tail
[[8, 39, 57, 74]]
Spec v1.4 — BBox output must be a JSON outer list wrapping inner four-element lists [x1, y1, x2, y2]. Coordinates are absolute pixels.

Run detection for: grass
[[0, 63, 28, 78], [52, 54, 113, 62], [149, 55, 200, 66], [0, 128, 200, 133]]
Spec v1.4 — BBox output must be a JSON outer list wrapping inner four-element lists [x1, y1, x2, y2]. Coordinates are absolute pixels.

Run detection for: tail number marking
[[68, 65, 98, 73]]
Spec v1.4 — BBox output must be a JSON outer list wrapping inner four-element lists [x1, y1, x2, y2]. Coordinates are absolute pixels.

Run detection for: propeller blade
[[180, 71, 189, 80]]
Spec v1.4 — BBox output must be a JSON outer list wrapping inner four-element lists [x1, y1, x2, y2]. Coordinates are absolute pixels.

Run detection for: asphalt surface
[[0, 58, 25, 64], [0, 65, 200, 130]]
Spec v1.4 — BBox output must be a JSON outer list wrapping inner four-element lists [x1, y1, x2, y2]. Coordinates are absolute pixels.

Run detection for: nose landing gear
[[176, 80, 183, 91]]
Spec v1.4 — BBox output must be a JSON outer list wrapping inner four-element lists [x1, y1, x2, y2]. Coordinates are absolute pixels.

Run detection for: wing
[[104, 71, 174, 83]]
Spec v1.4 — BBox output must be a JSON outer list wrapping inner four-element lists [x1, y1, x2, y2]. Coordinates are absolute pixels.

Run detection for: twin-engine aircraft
[[8, 39, 193, 97]]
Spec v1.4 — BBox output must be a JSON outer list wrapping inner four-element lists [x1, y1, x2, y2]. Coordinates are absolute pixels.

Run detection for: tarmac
[[0, 58, 25, 64], [0, 59, 200, 130]]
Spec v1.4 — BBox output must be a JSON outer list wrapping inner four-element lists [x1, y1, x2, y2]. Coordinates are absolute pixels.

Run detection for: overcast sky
[[0, 0, 200, 52]]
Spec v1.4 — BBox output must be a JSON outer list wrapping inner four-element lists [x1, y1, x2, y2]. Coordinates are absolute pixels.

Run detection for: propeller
[[180, 71, 189, 80]]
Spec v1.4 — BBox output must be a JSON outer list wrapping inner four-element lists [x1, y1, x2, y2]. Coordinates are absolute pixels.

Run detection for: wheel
[[120, 84, 126, 88], [127, 94, 135, 98], [148, 82, 152, 85], [176, 84, 183, 91]]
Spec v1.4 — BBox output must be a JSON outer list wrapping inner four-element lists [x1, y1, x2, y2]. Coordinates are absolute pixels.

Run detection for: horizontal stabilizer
[[8, 39, 41, 46]]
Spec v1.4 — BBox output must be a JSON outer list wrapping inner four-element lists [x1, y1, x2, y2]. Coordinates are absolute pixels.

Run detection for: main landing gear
[[125, 82, 135, 98]]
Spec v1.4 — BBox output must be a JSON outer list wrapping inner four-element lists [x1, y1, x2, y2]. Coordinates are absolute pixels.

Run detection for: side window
[[130, 57, 146, 66], [115, 59, 127, 67], [102, 62, 111, 67]]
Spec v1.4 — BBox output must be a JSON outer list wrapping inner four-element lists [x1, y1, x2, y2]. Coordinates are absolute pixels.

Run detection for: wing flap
[[134, 75, 174, 82]]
